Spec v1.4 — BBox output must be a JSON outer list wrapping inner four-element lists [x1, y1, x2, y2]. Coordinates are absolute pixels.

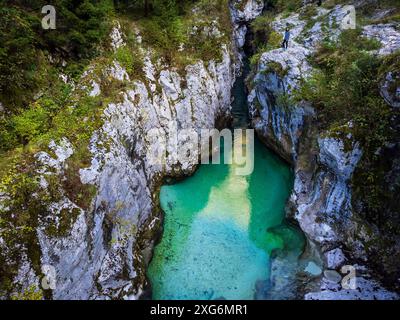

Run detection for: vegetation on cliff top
[[0, 0, 232, 299], [247, 0, 399, 286], [294, 29, 399, 233]]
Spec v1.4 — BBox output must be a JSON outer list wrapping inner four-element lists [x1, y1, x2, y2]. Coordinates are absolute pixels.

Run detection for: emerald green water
[[147, 138, 305, 300]]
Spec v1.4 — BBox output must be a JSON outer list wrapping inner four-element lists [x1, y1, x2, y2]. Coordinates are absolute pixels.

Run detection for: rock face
[[248, 5, 353, 163], [293, 137, 363, 248], [1, 15, 237, 298], [380, 71, 400, 108], [247, 46, 313, 163], [362, 24, 400, 56], [50, 52, 235, 299], [248, 4, 400, 299], [361, 23, 400, 110], [230, 0, 265, 70]]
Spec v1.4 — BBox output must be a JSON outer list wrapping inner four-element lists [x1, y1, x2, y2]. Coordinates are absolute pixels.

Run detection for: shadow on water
[[147, 137, 305, 299], [147, 32, 306, 300]]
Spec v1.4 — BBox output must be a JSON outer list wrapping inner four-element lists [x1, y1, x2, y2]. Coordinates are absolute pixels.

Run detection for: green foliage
[[10, 285, 43, 300], [249, 52, 262, 68], [138, 0, 190, 55], [295, 29, 383, 126], [117, 0, 230, 67], [299, 5, 318, 21], [249, 13, 283, 67], [0, 5, 41, 106], [0, 1, 113, 107], [0, 78, 72, 150], [265, 61, 288, 78], [0, 152, 47, 296], [114, 46, 144, 78], [251, 14, 275, 49], [265, 0, 303, 13], [42, 0, 114, 57], [294, 28, 398, 224], [12, 104, 50, 146], [275, 92, 294, 112]]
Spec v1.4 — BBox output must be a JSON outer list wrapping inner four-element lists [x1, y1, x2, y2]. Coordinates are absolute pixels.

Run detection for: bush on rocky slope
[[0, 0, 235, 299], [289, 25, 400, 287], [293, 29, 398, 227], [0, 0, 114, 108]]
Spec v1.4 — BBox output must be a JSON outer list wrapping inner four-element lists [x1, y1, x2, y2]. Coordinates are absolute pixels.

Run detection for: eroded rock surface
[[248, 4, 400, 299], [1, 16, 237, 299]]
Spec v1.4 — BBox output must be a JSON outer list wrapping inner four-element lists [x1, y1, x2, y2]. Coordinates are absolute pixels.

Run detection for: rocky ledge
[[1, 8, 240, 299], [248, 3, 400, 299]]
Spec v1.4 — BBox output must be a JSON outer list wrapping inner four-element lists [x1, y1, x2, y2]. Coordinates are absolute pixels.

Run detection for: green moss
[[265, 61, 288, 78], [0, 152, 49, 296], [275, 92, 294, 112], [293, 27, 398, 237], [10, 284, 43, 301]]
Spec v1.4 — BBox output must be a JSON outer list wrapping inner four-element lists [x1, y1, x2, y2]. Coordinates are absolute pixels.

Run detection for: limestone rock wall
[[248, 4, 400, 299]]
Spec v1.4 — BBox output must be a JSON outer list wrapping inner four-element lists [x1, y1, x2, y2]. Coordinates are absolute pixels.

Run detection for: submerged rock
[[304, 261, 323, 276], [323, 270, 342, 283]]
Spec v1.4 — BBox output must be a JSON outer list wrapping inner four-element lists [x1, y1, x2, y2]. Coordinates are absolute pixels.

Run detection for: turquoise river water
[[147, 59, 305, 300], [147, 138, 305, 300]]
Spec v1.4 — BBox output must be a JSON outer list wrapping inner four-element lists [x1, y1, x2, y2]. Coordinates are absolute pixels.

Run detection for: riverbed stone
[[324, 270, 342, 283], [306, 275, 399, 300], [325, 248, 346, 269], [304, 261, 323, 276]]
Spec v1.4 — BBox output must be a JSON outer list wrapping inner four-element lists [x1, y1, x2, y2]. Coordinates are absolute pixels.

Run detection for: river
[[147, 59, 305, 300]]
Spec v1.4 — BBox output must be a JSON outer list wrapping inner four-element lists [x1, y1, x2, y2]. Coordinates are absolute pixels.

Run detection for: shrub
[[0, 1, 113, 108], [11, 285, 43, 300], [294, 29, 397, 226], [12, 104, 50, 146], [114, 46, 144, 77], [251, 14, 274, 48], [265, 0, 303, 13]]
